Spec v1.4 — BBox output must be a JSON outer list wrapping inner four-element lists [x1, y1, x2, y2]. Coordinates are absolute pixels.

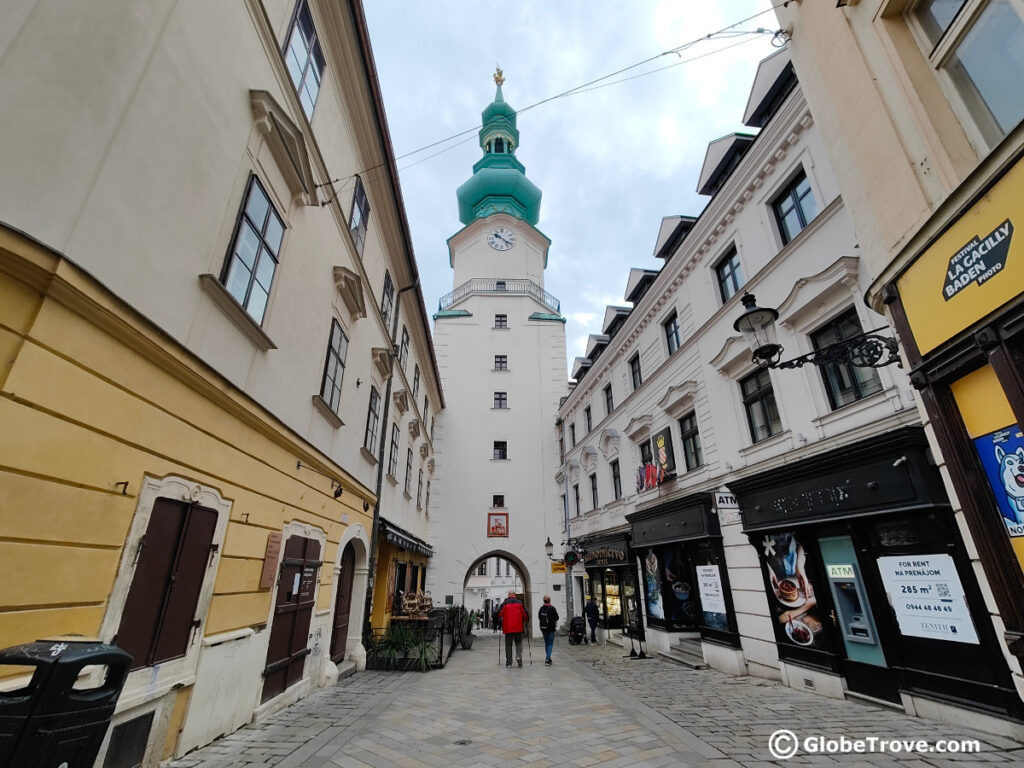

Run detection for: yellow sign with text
[[550, 561, 566, 574], [898, 157, 1023, 355]]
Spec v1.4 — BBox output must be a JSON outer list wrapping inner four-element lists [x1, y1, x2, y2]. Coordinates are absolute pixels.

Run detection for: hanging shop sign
[[898, 155, 1024, 355], [653, 426, 675, 474], [876, 553, 979, 645], [259, 531, 283, 589], [583, 547, 627, 567], [551, 560, 567, 574]]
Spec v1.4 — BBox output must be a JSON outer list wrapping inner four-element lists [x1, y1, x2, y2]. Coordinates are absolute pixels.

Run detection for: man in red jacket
[[498, 590, 529, 667]]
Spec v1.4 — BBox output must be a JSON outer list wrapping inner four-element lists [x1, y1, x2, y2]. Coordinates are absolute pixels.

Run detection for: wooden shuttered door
[[116, 498, 217, 670], [262, 535, 321, 702]]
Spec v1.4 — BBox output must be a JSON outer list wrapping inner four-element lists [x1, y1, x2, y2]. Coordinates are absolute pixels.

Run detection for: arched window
[[494, 137, 505, 153]]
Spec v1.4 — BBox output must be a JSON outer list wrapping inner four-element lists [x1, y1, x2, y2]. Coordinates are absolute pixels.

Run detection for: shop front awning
[[379, 519, 433, 558]]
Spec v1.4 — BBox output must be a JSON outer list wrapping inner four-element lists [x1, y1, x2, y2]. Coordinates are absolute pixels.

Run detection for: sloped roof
[[625, 267, 659, 304], [602, 305, 631, 336], [697, 133, 756, 196], [653, 215, 697, 260], [743, 48, 797, 128]]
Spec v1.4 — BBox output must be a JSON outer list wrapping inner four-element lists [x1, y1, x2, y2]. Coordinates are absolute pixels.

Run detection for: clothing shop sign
[[876, 554, 979, 645]]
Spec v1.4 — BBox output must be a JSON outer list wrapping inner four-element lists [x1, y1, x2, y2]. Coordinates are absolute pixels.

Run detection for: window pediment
[[333, 266, 366, 321], [250, 90, 315, 206], [710, 335, 752, 377], [598, 428, 621, 460], [419, 443, 430, 459], [393, 389, 409, 415], [371, 348, 391, 378], [658, 381, 700, 419], [625, 415, 653, 443], [581, 445, 598, 473], [776, 255, 860, 333], [408, 419, 421, 440]]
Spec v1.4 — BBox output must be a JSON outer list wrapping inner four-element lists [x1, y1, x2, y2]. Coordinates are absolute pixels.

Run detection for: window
[[496, 280, 506, 291], [584, 406, 592, 432], [423, 397, 429, 427], [417, 468, 424, 508], [573, 484, 581, 516], [424, 481, 430, 511], [404, 448, 413, 495], [349, 177, 371, 255], [604, 384, 614, 415], [494, 354, 508, 370], [319, 319, 348, 411], [611, 459, 622, 500], [811, 309, 883, 409], [222, 175, 284, 324], [478, 562, 488, 576], [364, 387, 380, 451], [284, 1, 325, 118], [493, 441, 508, 460], [663, 312, 681, 355], [115, 498, 216, 669], [773, 170, 818, 244], [381, 272, 395, 328], [494, 392, 508, 409], [494, 137, 505, 153], [570, 423, 577, 447], [505, 560, 511, 576], [679, 411, 703, 471], [639, 440, 654, 465], [716, 248, 745, 303], [388, 423, 400, 477], [493, 494, 505, 507], [494, 314, 508, 328], [412, 365, 421, 400], [629, 354, 642, 389], [399, 326, 410, 371], [911, 0, 1024, 149], [740, 368, 782, 443], [589, 473, 599, 510]]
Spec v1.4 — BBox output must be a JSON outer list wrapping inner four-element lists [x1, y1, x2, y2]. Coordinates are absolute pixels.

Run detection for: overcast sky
[[363, 1, 781, 371]]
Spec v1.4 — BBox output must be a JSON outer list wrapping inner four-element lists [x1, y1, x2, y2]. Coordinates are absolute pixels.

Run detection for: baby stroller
[[568, 616, 587, 645]]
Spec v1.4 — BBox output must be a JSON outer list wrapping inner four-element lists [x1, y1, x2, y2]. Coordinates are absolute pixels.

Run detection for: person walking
[[538, 595, 559, 665], [584, 596, 600, 643], [497, 590, 528, 667]]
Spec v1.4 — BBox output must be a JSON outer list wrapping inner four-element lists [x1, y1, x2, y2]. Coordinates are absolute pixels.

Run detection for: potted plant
[[461, 609, 476, 649]]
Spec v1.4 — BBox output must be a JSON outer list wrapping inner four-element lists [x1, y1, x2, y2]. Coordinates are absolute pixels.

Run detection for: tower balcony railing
[[438, 278, 560, 314]]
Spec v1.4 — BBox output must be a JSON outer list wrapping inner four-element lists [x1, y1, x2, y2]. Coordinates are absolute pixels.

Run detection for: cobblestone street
[[169, 635, 1024, 767]]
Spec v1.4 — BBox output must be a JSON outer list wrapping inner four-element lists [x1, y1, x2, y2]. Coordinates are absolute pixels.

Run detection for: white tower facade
[[427, 73, 568, 633]]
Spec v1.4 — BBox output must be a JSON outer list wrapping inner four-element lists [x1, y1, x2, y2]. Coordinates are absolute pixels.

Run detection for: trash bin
[[0, 639, 132, 768]]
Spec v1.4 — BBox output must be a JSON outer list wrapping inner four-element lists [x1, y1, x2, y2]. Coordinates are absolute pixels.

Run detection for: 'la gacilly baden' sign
[[943, 218, 1013, 300]]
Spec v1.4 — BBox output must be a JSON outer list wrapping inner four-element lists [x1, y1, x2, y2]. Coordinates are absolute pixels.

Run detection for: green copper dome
[[456, 74, 542, 226]]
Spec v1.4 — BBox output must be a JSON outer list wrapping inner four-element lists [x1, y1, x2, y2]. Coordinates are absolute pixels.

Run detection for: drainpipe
[[557, 418, 575, 623], [362, 280, 420, 646]]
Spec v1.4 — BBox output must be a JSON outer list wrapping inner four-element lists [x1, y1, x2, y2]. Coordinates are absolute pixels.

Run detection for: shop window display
[[641, 545, 699, 631], [760, 531, 830, 652]]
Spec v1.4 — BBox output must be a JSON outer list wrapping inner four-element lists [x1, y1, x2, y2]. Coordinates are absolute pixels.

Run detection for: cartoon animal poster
[[973, 425, 1024, 538]]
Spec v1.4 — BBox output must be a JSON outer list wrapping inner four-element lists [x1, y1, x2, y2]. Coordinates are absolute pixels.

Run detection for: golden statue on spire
[[494, 65, 505, 86]]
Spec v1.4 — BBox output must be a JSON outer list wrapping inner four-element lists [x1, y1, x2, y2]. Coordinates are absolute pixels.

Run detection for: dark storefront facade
[[627, 493, 740, 648], [732, 426, 1022, 719], [580, 534, 639, 635]]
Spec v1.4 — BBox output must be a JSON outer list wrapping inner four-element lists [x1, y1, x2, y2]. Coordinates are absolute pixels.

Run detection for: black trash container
[[0, 639, 132, 768]]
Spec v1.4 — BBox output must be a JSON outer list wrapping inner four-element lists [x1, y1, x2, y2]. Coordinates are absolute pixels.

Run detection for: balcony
[[438, 278, 560, 314]]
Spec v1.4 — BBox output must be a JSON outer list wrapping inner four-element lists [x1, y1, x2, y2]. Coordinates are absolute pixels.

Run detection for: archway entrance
[[461, 551, 532, 632]]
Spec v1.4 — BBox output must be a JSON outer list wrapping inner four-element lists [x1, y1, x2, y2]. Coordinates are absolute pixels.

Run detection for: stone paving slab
[[169, 636, 1024, 767]]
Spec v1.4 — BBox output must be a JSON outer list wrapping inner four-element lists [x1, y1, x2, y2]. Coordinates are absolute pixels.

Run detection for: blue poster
[[973, 425, 1024, 537]]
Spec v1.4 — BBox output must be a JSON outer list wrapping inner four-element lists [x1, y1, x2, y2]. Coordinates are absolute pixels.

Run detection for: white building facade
[[427, 73, 568, 634], [557, 50, 1020, 728]]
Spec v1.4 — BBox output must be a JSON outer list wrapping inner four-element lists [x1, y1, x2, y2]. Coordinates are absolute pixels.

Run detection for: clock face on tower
[[487, 226, 516, 251]]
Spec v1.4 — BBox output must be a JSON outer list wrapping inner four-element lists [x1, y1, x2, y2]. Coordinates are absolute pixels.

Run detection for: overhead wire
[[319, 2, 792, 198]]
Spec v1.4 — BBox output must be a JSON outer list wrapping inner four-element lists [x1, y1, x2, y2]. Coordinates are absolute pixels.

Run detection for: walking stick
[[526, 628, 533, 667], [498, 630, 502, 667]]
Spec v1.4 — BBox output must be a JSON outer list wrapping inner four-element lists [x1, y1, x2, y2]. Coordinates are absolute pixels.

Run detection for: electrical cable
[[320, 2, 793, 196]]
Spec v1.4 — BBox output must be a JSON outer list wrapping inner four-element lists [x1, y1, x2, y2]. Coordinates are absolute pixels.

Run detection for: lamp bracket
[[759, 330, 902, 370]]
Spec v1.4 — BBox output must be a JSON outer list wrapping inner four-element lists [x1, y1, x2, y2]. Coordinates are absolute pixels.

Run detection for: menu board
[[876, 553, 979, 645], [696, 565, 727, 626]]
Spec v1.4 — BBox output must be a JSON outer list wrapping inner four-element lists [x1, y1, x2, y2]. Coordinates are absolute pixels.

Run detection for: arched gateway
[[426, 70, 568, 633]]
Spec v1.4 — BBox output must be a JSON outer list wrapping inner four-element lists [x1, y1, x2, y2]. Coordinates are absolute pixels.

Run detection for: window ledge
[[360, 447, 378, 465], [492, 368, 511, 373], [403, 490, 412, 501], [311, 395, 343, 429], [492, 327, 510, 331], [811, 388, 890, 429], [738, 429, 792, 459], [491, 458, 510, 462], [386, 473, 398, 486], [199, 274, 277, 351], [492, 407, 510, 411]]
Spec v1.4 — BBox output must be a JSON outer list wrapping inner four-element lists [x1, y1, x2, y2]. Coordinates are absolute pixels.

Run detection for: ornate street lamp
[[733, 293, 901, 370], [544, 536, 554, 559]]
